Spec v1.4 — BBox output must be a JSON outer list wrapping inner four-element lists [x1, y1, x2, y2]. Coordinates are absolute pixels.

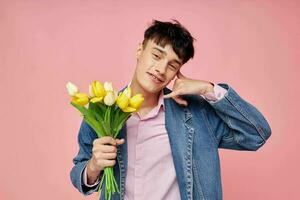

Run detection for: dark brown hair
[[143, 19, 196, 65]]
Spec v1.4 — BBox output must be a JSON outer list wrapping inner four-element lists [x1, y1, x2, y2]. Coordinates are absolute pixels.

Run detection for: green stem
[[98, 167, 119, 200]]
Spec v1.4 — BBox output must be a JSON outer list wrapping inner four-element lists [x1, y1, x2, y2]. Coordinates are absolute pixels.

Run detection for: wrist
[[86, 159, 102, 185], [87, 159, 102, 174], [205, 82, 214, 93]]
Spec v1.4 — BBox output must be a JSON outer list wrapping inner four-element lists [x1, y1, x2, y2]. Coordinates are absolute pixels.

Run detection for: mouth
[[147, 72, 164, 83]]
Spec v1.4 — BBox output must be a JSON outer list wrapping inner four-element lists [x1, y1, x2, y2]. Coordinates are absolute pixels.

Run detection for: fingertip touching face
[[133, 39, 183, 94]]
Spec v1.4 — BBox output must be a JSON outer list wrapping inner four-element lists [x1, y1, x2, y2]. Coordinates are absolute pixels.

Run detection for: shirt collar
[[157, 89, 165, 111]]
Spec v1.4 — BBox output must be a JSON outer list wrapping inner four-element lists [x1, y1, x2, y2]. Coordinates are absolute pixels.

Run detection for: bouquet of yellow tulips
[[66, 80, 144, 200]]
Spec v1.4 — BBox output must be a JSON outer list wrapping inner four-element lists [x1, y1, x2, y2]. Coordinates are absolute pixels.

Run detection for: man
[[70, 19, 271, 200]]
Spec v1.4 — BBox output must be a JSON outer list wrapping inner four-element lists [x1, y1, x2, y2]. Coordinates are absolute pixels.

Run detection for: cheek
[[138, 55, 154, 70], [166, 71, 177, 80]]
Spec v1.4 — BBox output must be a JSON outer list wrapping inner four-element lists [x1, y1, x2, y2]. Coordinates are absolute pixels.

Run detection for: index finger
[[163, 90, 182, 98], [94, 136, 117, 146]]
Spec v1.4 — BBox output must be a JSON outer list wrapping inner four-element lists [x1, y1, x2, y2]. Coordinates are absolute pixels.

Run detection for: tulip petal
[[71, 93, 89, 106], [66, 82, 79, 96], [90, 97, 103, 103], [104, 82, 114, 91], [123, 107, 136, 113], [129, 94, 144, 109], [104, 91, 116, 106], [91, 81, 106, 98], [89, 84, 95, 97], [116, 92, 130, 109], [123, 87, 131, 98]]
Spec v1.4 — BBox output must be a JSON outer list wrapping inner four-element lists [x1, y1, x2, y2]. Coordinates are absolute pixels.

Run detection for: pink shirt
[[84, 84, 227, 200]]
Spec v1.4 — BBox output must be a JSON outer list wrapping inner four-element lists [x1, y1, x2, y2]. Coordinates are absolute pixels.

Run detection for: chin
[[139, 80, 163, 94]]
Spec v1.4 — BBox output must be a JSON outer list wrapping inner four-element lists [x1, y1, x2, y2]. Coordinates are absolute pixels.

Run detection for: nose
[[154, 60, 167, 74]]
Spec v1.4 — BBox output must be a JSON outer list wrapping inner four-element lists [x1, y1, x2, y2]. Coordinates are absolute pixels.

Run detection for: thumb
[[116, 138, 125, 145]]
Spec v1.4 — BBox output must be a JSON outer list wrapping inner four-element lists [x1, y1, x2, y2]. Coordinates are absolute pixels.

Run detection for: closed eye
[[169, 64, 177, 70], [152, 53, 160, 59]]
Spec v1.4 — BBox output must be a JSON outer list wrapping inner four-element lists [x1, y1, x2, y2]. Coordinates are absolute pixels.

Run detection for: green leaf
[[88, 103, 104, 121], [71, 102, 105, 137], [101, 120, 110, 136], [111, 107, 120, 133], [113, 113, 131, 138], [98, 103, 108, 114]]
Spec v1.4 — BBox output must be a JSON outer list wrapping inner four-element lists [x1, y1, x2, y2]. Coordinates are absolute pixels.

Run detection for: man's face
[[133, 39, 183, 94]]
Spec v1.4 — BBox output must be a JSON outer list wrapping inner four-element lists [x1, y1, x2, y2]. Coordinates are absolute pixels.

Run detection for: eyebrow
[[152, 47, 182, 66]]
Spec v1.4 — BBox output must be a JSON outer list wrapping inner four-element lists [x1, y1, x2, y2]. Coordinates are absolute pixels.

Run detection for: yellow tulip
[[71, 93, 89, 106], [116, 91, 130, 110], [129, 94, 144, 110], [123, 107, 137, 112], [123, 86, 131, 97], [89, 81, 106, 103], [90, 97, 104, 103], [116, 87, 144, 112], [66, 82, 79, 96]]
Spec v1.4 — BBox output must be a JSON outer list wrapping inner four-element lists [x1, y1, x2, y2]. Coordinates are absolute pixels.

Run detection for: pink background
[[1, 0, 299, 199]]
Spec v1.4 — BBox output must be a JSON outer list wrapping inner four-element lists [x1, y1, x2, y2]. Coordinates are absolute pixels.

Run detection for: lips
[[147, 72, 164, 83]]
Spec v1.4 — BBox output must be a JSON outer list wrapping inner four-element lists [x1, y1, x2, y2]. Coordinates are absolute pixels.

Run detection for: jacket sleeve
[[203, 83, 272, 151], [70, 120, 103, 195]]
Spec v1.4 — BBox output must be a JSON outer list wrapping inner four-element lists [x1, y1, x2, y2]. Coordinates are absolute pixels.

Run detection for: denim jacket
[[70, 83, 271, 200]]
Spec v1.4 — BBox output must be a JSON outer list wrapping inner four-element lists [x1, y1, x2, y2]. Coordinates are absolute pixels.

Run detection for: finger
[[100, 152, 117, 160], [177, 70, 186, 79], [173, 96, 188, 106], [95, 136, 116, 146], [94, 145, 117, 153], [163, 90, 182, 98], [116, 138, 125, 145], [102, 159, 117, 167]]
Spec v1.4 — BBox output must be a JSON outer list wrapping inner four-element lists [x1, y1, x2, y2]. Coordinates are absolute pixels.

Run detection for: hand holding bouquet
[[66, 81, 144, 200]]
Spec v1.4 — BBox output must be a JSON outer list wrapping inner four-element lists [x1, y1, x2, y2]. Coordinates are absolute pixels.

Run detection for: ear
[[136, 43, 143, 59]]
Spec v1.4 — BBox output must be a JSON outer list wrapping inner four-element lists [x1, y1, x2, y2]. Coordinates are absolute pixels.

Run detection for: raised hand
[[163, 70, 214, 106]]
